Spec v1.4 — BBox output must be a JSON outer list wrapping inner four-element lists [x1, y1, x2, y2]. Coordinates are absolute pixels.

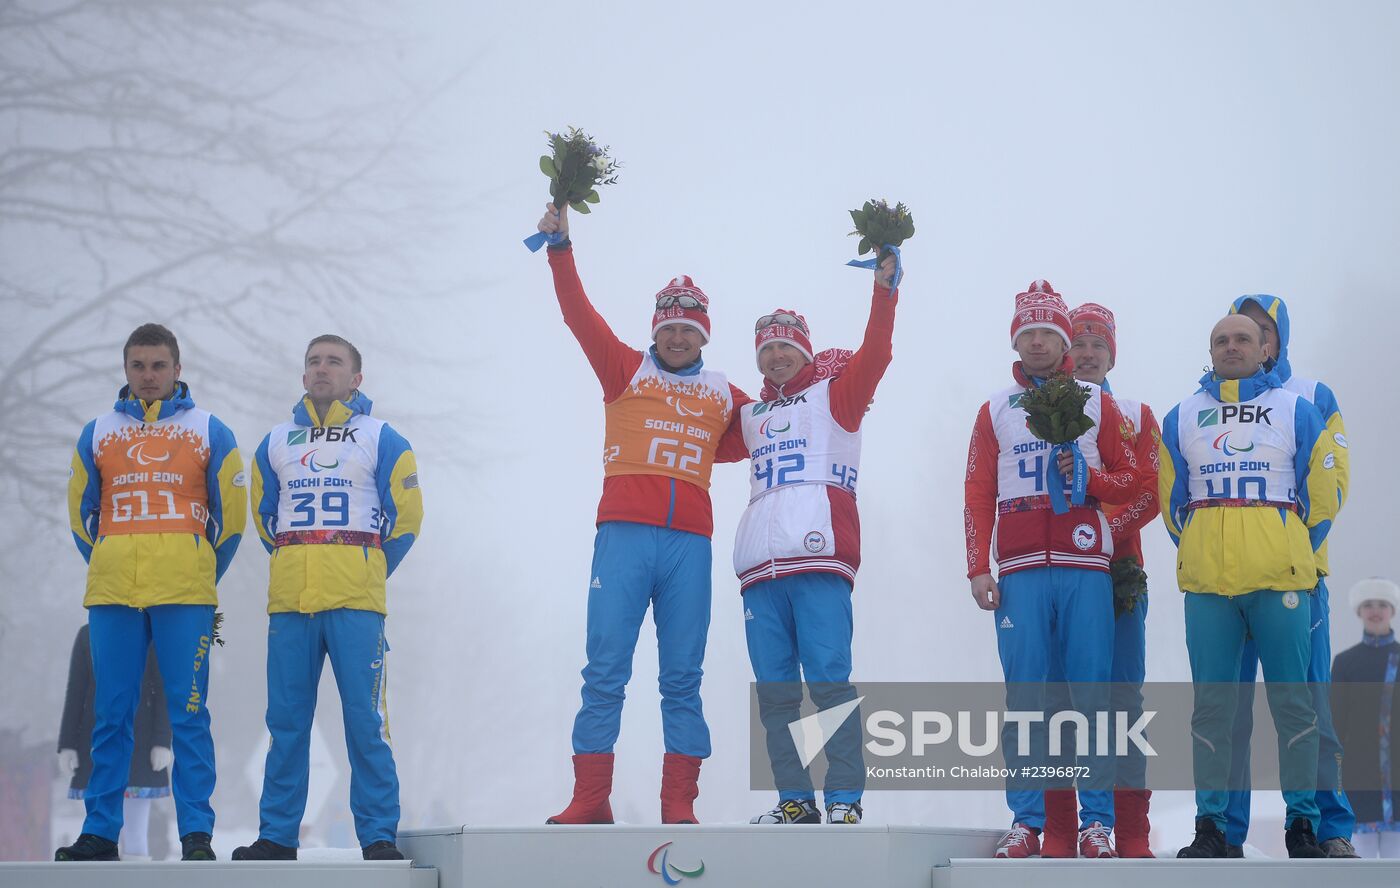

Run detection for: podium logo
[[787, 697, 865, 768], [647, 842, 704, 885]]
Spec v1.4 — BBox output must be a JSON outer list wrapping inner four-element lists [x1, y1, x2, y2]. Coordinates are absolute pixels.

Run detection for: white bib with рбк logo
[[732, 379, 865, 591], [264, 418, 387, 542], [741, 379, 862, 502], [1176, 390, 1302, 507]]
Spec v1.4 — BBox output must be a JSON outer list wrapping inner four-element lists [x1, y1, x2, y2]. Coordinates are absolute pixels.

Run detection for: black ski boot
[[1177, 818, 1227, 858]]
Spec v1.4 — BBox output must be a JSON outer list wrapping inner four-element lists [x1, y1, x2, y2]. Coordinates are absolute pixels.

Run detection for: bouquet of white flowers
[[524, 127, 620, 251]]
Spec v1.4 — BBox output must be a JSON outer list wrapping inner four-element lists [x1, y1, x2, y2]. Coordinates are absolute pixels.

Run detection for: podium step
[[400, 823, 1002, 888], [935, 858, 1400, 888], [0, 861, 436, 888]]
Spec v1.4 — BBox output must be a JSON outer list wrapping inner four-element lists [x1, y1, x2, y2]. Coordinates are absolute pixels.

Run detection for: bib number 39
[[289, 491, 350, 528]]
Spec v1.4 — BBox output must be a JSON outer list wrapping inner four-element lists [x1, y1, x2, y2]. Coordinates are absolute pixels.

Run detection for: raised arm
[[539, 204, 643, 402], [829, 253, 899, 432]]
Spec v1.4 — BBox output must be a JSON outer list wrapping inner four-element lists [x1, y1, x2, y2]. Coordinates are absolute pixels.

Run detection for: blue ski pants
[[257, 609, 397, 848], [572, 522, 713, 757], [744, 572, 863, 805], [85, 604, 216, 841]]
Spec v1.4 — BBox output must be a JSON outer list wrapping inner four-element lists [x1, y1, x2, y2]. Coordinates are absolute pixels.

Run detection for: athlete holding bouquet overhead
[[538, 202, 750, 825]]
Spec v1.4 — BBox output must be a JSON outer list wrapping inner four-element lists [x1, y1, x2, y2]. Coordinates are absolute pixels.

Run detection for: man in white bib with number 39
[[238, 334, 423, 862]]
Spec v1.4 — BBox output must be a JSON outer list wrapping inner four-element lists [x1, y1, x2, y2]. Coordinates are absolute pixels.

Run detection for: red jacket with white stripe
[[963, 359, 1140, 579], [719, 283, 897, 591]]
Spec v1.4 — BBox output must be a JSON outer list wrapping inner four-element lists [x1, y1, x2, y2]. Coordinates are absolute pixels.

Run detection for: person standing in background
[[1040, 303, 1160, 857], [1224, 294, 1356, 857], [1332, 578, 1400, 858]]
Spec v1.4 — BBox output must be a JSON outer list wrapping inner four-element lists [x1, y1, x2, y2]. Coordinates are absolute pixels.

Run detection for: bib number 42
[[754, 453, 805, 489]]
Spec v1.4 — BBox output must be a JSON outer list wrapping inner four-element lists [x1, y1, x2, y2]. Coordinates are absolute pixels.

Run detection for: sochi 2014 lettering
[[110, 471, 186, 486], [643, 418, 713, 442], [286, 476, 355, 489], [1198, 461, 1272, 474], [750, 438, 808, 460]]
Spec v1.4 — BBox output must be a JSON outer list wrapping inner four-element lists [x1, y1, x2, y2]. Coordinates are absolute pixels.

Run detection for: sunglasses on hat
[[656, 293, 707, 312], [755, 312, 807, 334]]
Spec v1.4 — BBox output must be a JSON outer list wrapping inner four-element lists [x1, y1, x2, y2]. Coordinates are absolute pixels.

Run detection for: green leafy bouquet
[[540, 127, 619, 214], [1110, 557, 1148, 618], [849, 199, 915, 260], [524, 127, 620, 251], [1020, 371, 1096, 513], [1020, 371, 1095, 444]]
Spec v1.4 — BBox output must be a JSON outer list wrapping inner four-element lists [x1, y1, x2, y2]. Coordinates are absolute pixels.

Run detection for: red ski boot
[[660, 753, 702, 824], [1113, 789, 1154, 858], [1040, 788, 1079, 858], [547, 753, 615, 824]]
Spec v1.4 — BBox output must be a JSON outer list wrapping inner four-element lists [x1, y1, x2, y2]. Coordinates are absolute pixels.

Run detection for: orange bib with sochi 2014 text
[[602, 360, 734, 490], [93, 412, 214, 537]]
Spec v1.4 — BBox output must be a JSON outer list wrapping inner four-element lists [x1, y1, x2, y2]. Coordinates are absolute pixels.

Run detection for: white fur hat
[[1349, 577, 1400, 614]]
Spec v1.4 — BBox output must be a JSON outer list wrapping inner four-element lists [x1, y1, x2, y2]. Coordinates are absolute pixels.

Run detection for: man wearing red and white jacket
[[1040, 303, 1161, 858], [536, 204, 751, 826], [963, 281, 1140, 859], [719, 253, 898, 827]]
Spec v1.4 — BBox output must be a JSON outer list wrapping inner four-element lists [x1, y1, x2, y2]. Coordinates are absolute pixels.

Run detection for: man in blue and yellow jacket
[[236, 334, 422, 863], [1224, 294, 1356, 856], [60, 323, 246, 862], [1162, 314, 1339, 859]]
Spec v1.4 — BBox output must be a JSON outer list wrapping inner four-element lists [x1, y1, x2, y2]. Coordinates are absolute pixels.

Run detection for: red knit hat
[[1010, 280, 1072, 351], [652, 276, 711, 343], [1069, 302, 1117, 363], [754, 309, 814, 370]]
